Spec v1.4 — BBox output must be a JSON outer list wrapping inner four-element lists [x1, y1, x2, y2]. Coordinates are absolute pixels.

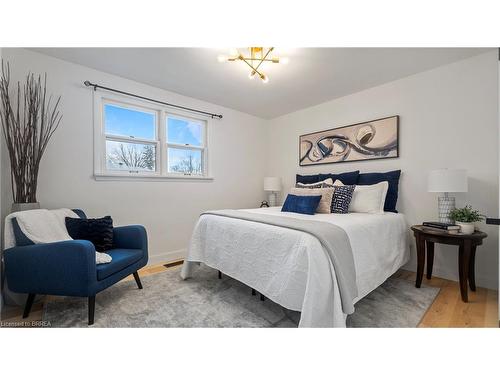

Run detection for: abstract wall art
[[299, 116, 399, 166]]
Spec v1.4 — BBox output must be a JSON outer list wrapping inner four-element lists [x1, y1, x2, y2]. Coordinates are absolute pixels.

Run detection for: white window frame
[[93, 91, 212, 181], [165, 113, 207, 177]]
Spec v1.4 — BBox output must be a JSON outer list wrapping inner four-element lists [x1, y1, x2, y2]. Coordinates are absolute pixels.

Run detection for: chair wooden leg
[[218, 270, 222, 279], [23, 293, 36, 319], [252, 288, 256, 296], [88, 296, 95, 326], [260, 293, 265, 301], [133, 272, 143, 289]]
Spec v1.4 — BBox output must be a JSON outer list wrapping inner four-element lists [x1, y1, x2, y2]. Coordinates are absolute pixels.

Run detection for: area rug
[[43, 265, 439, 328]]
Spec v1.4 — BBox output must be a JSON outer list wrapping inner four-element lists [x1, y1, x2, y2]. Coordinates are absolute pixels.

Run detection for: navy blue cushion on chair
[[96, 248, 143, 280], [357, 170, 401, 212], [281, 194, 322, 215]]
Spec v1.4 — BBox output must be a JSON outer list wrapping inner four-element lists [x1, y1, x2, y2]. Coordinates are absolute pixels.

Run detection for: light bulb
[[217, 55, 228, 62], [228, 48, 239, 58], [261, 74, 269, 83], [280, 57, 289, 65]]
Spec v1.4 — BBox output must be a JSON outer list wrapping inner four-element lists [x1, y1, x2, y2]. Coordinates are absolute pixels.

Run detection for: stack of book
[[422, 221, 461, 234]]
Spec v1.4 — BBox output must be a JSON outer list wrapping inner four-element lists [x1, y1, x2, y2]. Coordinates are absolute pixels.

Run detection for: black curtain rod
[[83, 81, 223, 119]]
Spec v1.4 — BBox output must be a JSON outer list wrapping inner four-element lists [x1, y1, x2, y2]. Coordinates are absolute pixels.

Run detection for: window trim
[[93, 90, 212, 180]]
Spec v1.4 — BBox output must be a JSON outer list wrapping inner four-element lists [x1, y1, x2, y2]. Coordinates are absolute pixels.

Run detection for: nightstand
[[410, 225, 487, 302]]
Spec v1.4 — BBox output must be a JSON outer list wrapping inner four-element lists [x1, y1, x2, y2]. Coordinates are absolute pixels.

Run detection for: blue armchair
[[3, 209, 148, 325]]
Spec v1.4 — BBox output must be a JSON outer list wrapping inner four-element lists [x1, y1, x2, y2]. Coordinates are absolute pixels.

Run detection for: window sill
[[94, 173, 214, 182]]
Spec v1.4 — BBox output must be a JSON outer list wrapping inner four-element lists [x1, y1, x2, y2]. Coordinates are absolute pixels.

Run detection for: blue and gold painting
[[299, 116, 399, 166]]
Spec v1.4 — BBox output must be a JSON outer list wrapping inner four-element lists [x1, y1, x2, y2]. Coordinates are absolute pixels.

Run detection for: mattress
[[182, 207, 410, 327]]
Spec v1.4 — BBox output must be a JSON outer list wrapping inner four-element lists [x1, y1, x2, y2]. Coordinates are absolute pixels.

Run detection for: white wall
[[1, 48, 498, 290], [266, 51, 499, 289], [0, 48, 268, 264]]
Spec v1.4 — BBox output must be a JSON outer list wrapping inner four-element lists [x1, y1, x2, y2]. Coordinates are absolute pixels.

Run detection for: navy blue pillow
[[281, 194, 322, 215], [296, 170, 359, 185], [65, 216, 114, 252], [357, 170, 401, 212], [319, 171, 360, 185], [295, 174, 322, 184]]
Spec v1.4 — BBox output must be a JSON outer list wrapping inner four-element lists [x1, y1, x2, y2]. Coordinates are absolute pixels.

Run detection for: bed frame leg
[[218, 270, 222, 279], [252, 288, 256, 296]]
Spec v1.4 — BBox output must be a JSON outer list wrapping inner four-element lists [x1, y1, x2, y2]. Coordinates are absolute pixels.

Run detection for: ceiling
[[30, 48, 490, 119]]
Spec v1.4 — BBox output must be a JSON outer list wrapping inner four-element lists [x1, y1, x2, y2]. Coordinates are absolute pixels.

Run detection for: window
[[166, 116, 205, 175], [103, 103, 158, 173], [95, 95, 209, 179]]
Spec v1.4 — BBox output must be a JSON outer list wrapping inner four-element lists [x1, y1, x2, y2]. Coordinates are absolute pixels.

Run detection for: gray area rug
[[43, 265, 439, 328]]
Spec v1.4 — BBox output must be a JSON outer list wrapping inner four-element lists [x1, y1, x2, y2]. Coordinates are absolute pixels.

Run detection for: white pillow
[[349, 181, 389, 214]]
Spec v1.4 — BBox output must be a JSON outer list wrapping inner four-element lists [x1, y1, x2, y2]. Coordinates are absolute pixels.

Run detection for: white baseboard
[[147, 248, 187, 266]]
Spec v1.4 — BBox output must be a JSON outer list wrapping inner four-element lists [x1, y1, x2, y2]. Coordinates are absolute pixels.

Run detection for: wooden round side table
[[410, 225, 487, 303]]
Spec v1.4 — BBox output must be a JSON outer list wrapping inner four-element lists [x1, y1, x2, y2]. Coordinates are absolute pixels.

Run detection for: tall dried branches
[[0, 60, 62, 203]]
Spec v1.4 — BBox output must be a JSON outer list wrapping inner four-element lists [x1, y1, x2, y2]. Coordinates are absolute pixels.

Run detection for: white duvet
[[181, 207, 410, 327]]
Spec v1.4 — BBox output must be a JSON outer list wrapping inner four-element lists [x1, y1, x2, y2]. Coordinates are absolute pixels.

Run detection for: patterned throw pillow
[[295, 182, 332, 189], [331, 185, 355, 214], [295, 178, 334, 189]]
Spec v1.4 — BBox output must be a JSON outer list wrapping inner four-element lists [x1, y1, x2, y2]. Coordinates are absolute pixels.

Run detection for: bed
[[181, 206, 409, 327]]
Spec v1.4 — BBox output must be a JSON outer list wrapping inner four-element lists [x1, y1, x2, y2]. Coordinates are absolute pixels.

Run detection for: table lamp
[[264, 177, 282, 207], [428, 169, 468, 223]]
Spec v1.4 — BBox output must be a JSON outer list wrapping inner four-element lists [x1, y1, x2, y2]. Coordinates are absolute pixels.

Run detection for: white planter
[[4, 202, 42, 306], [11, 202, 40, 212], [456, 221, 475, 235]]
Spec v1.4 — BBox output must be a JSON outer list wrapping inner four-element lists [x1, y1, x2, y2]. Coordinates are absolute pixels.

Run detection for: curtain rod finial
[[84, 80, 91, 86]]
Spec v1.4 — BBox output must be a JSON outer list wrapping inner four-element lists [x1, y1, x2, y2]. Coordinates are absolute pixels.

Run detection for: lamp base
[[438, 195, 455, 223], [268, 192, 277, 207]]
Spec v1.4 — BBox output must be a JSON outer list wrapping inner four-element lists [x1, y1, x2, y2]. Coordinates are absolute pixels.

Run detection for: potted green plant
[[0, 60, 62, 212], [449, 205, 483, 235]]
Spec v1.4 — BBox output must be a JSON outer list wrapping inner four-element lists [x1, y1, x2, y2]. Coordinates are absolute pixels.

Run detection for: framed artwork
[[299, 115, 399, 166]]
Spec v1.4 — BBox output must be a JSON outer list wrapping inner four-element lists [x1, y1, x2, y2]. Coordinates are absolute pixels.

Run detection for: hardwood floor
[[2, 262, 498, 327], [392, 269, 498, 327]]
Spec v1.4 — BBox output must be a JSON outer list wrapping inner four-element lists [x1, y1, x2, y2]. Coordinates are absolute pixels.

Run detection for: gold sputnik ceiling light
[[217, 47, 288, 83]]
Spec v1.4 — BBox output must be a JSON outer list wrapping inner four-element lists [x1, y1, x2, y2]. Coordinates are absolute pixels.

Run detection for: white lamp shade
[[264, 177, 281, 191], [428, 169, 468, 193]]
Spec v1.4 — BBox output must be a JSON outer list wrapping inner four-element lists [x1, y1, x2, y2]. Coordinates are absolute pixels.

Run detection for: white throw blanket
[[4, 208, 112, 264]]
